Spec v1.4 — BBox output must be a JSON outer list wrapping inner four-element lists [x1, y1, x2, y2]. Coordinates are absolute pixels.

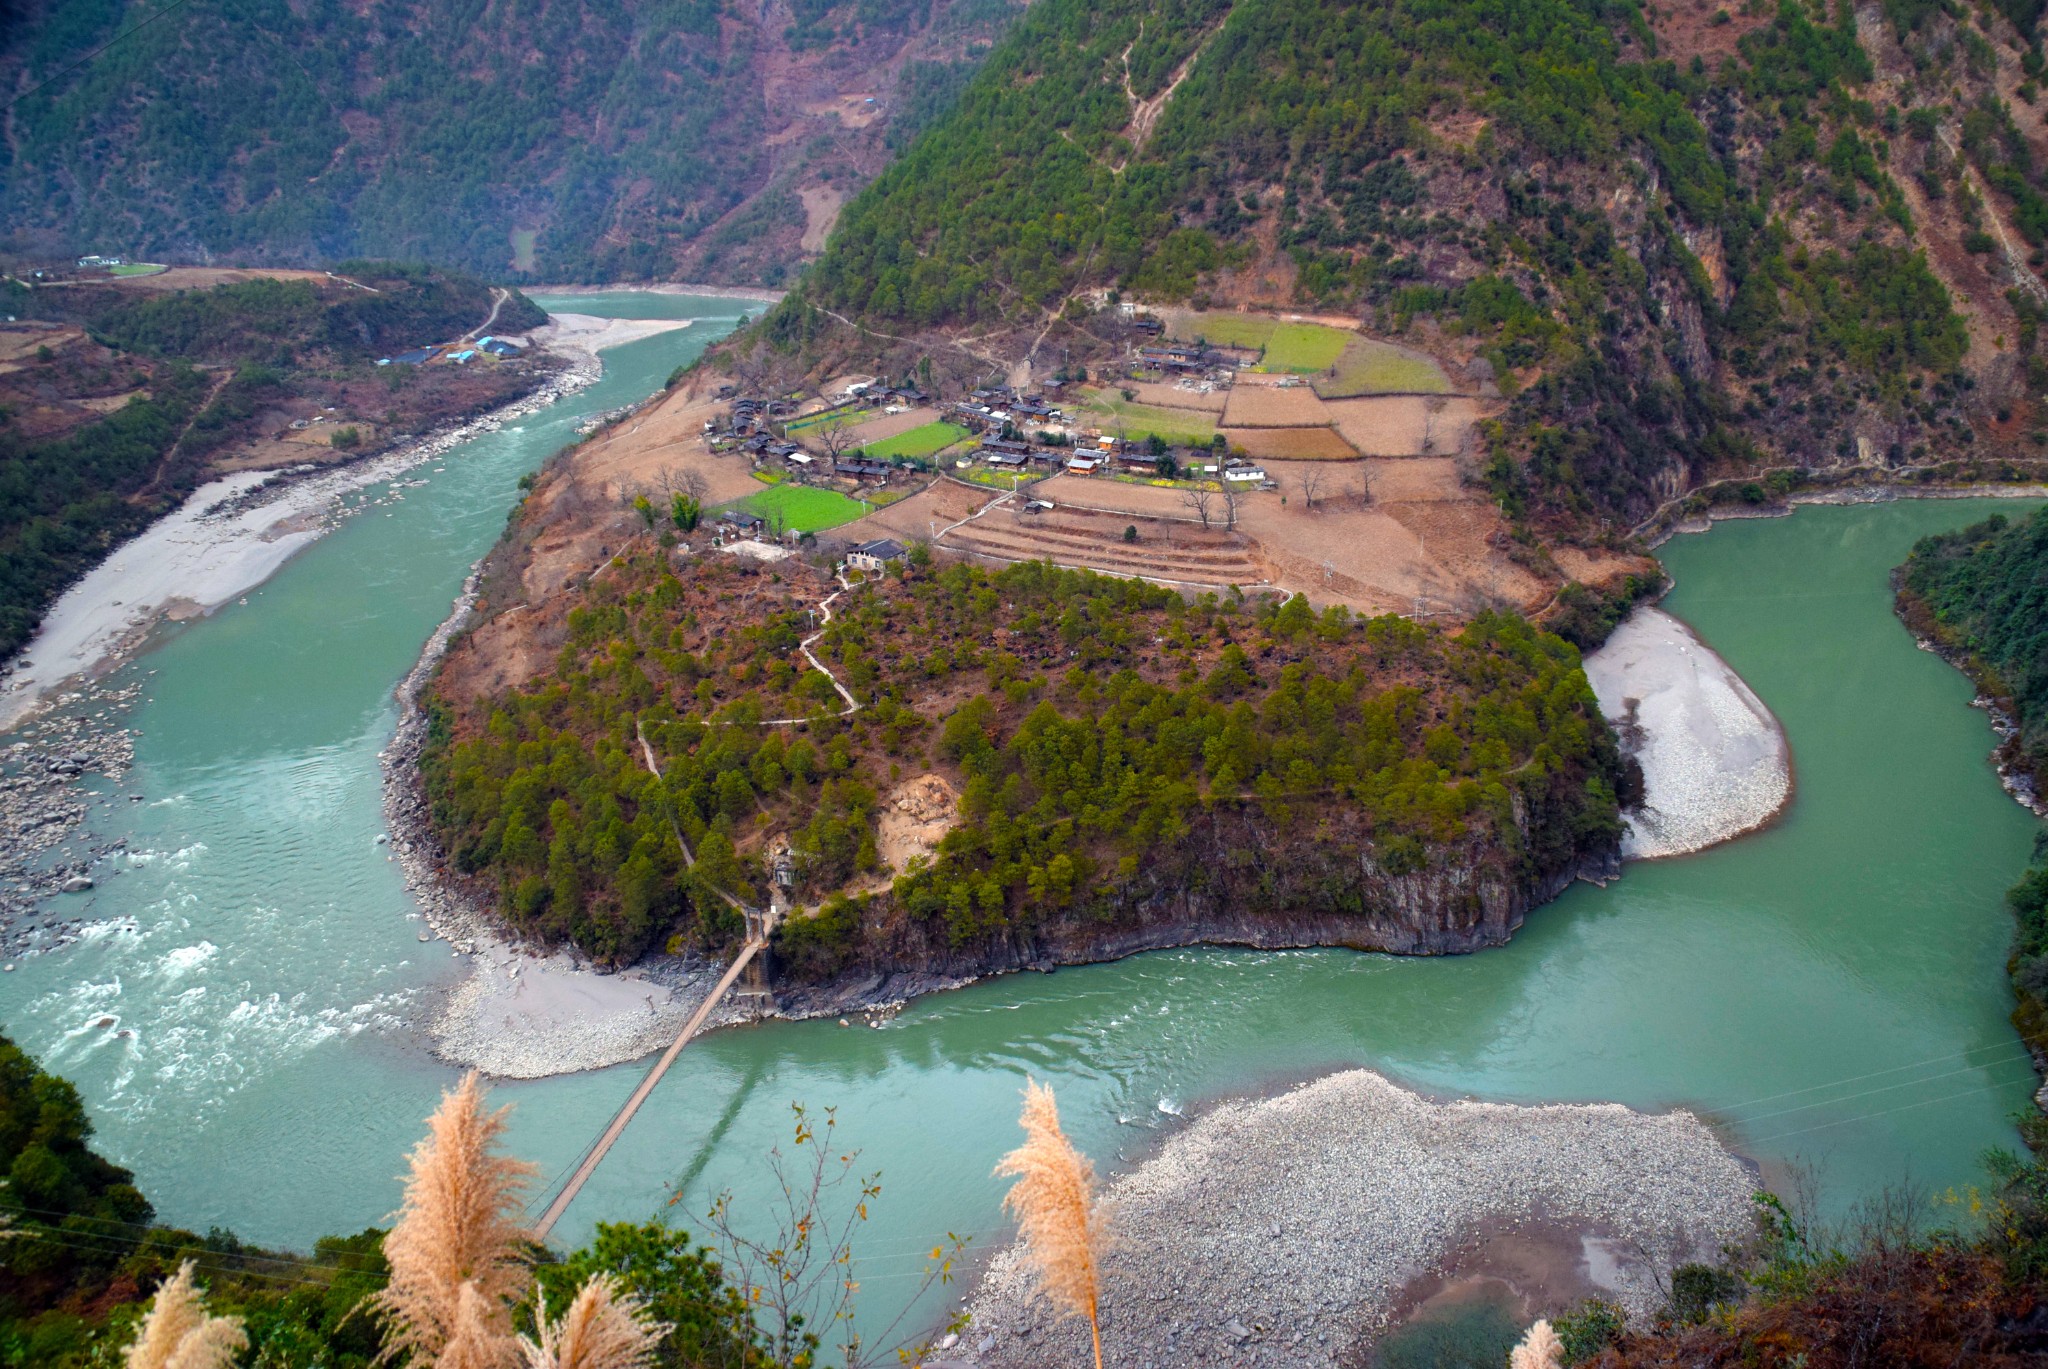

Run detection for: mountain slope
[[0, 0, 1018, 284], [766, 0, 2048, 533]]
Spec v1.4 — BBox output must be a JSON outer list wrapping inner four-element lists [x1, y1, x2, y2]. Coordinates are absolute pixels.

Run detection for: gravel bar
[[944, 1069, 1755, 1368]]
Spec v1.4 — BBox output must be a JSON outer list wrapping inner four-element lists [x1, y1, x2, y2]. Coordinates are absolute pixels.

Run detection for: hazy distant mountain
[[0, 0, 1017, 284]]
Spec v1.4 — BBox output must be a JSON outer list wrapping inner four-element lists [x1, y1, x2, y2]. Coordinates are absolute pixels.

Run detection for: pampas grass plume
[[124, 1261, 248, 1369], [994, 1079, 1109, 1369], [1509, 1318, 1564, 1369], [519, 1275, 668, 1369], [371, 1071, 538, 1367]]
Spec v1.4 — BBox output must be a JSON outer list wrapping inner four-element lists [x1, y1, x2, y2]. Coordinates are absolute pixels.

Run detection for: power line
[[1725, 1050, 2041, 1126], [4, 0, 204, 113], [1709, 1040, 2039, 1116], [1750, 1074, 2039, 1147]]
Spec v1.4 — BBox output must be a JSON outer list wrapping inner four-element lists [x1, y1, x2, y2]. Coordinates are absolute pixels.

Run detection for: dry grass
[[1510, 1319, 1563, 1368], [123, 1262, 248, 1369], [371, 1072, 538, 1367], [995, 1080, 1111, 1369], [519, 1276, 666, 1369]]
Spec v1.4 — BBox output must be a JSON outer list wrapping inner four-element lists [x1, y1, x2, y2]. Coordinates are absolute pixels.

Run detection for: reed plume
[[1509, 1319, 1564, 1369], [435, 1283, 509, 1369], [370, 1071, 538, 1367], [123, 1261, 248, 1369], [518, 1275, 667, 1369], [994, 1079, 1109, 1369]]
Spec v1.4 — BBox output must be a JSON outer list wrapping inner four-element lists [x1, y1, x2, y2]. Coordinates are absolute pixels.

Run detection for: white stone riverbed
[[942, 1069, 1755, 1368], [1584, 606, 1791, 859]]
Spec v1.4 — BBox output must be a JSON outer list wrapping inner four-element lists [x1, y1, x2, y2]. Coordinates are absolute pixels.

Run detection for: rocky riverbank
[[0, 680, 142, 959], [940, 1070, 1756, 1369]]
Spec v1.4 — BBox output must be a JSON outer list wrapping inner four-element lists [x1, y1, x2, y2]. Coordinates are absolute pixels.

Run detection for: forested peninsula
[[421, 550, 1626, 988]]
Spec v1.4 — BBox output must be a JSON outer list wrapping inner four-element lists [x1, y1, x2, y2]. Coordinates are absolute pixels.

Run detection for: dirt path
[[138, 369, 236, 497], [1121, 20, 1216, 156], [465, 287, 511, 341]]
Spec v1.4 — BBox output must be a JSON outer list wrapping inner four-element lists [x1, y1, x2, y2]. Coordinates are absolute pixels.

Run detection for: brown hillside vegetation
[[1592, 1245, 2048, 1368]]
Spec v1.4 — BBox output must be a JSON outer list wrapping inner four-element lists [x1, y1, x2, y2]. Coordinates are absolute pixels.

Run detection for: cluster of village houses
[[706, 337, 1271, 499]]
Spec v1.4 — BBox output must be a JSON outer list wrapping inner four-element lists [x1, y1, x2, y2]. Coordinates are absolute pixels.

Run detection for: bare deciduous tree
[[818, 419, 856, 467], [1181, 484, 1214, 529], [1420, 395, 1449, 455], [1219, 480, 1240, 531], [653, 465, 707, 502], [1295, 466, 1325, 510]]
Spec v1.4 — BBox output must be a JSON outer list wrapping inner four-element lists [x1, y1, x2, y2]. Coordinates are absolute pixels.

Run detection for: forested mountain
[[0, 0, 1018, 284], [760, 0, 2048, 533]]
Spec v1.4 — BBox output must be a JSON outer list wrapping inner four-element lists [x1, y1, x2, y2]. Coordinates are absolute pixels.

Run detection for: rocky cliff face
[[770, 800, 1621, 1017]]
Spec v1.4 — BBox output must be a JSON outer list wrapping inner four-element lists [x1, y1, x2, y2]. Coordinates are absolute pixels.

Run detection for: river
[[0, 296, 2040, 1339]]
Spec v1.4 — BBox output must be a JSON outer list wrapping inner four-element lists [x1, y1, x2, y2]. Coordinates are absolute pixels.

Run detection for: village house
[[847, 538, 908, 572]]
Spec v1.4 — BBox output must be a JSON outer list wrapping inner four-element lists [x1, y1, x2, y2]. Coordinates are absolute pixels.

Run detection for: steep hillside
[[0, 0, 1018, 285], [757, 0, 2048, 534]]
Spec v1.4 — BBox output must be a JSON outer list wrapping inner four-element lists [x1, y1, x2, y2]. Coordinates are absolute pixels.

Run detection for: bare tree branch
[[1180, 484, 1214, 530]]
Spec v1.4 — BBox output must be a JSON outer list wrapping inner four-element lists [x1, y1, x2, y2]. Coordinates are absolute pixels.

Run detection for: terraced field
[[939, 505, 1268, 586], [1315, 338, 1455, 397], [1163, 311, 1353, 372], [1074, 390, 1219, 444]]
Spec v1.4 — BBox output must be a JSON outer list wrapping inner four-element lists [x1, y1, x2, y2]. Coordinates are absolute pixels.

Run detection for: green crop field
[[1170, 312, 1277, 349], [785, 406, 862, 433], [1165, 311, 1352, 373], [109, 262, 167, 276], [1316, 338, 1454, 396], [718, 484, 870, 533], [864, 421, 971, 459], [1261, 322, 1351, 372], [1077, 392, 1219, 445]]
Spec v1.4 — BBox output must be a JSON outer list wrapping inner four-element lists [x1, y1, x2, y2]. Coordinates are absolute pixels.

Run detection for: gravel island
[[945, 1069, 1755, 1368]]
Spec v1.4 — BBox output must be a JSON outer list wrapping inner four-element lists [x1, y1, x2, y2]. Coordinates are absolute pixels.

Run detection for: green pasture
[[1316, 338, 1454, 396], [864, 421, 971, 459], [1076, 392, 1219, 445], [718, 484, 870, 533]]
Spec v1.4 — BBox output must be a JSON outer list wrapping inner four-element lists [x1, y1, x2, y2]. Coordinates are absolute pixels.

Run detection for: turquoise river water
[[0, 291, 2042, 1335]]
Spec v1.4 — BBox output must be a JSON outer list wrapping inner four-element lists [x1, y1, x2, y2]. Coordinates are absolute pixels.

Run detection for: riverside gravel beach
[[946, 1069, 1756, 1369], [1584, 606, 1792, 859]]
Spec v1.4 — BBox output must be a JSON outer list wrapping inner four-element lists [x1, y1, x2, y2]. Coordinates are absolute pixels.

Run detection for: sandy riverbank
[[0, 357, 600, 733], [528, 282, 787, 304], [1584, 607, 1791, 859], [940, 1069, 1756, 1368], [529, 313, 701, 359]]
